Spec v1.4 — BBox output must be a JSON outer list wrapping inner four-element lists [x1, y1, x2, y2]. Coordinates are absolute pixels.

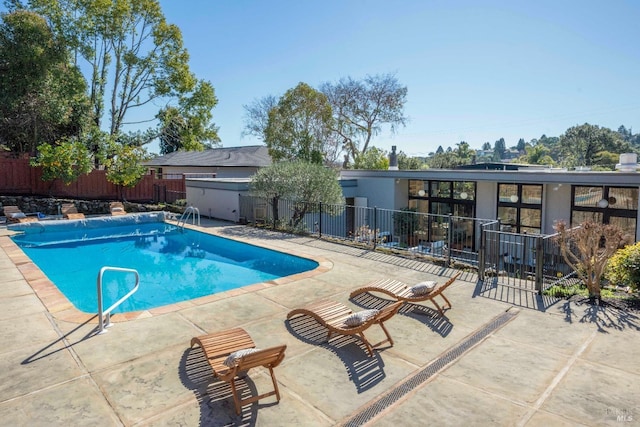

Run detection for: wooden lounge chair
[[286, 299, 403, 357], [190, 327, 286, 415], [3, 206, 38, 223], [61, 203, 85, 219], [349, 272, 462, 316], [109, 201, 127, 216]]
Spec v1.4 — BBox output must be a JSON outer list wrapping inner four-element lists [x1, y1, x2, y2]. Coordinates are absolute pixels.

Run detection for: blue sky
[[156, 0, 639, 156], [6, 1, 640, 156]]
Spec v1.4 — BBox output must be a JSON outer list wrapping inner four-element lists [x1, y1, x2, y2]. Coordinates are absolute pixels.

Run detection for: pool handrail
[[97, 266, 140, 334], [177, 206, 200, 229]]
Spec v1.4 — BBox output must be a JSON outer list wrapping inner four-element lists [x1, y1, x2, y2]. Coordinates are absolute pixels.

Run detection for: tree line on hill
[[420, 123, 640, 170]]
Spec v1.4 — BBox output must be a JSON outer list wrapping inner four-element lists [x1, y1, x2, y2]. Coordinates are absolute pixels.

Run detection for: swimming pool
[[9, 213, 318, 313]]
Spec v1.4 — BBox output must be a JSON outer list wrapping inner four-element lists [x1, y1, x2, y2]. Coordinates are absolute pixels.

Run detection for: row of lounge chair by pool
[[2, 202, 127, 223], [191, 272, 462, 414]]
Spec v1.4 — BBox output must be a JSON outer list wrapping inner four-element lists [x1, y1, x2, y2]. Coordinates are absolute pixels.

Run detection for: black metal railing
[[239, 195, 493, 266]]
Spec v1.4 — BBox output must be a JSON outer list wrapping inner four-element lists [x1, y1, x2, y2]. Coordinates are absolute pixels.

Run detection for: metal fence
[[478, 222, 576, 293], [239, 195, 494, 266], [240, 194, 580, 294]]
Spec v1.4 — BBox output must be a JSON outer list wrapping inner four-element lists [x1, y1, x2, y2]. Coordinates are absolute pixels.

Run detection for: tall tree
[[558, 123, 630, 168], [481, 142, 491, 151], [516, 138, 526, 152], [242, 94, 278, 139], [493, 137, 506, 161], [157, 80, 220, 154], [264, 82, 336, 164], [320, 73, 407, 164], [16, 0, 218, 140], [0, 10, 89, 154]]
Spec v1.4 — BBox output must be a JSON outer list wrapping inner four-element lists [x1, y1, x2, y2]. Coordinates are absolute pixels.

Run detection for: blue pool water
[[10, 214, 318, 313]]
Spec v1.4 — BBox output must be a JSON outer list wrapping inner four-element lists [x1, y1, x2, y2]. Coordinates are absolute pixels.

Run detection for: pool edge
[[1, 229, 332, 324]]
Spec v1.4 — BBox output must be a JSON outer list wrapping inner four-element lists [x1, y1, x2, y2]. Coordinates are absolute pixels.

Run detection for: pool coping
[[0, 222, 332, 324]]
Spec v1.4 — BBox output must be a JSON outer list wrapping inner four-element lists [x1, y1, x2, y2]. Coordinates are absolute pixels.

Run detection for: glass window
[[499, 184, 518, 203], [571, 186, 637, 237], [610, 216, 637, 241], [572, 210, 603, 225], [609, 187, 638, 210], [574, 186, 602, 207], [497, 183, 542, 233], [522, 185, 542, 204], [430, 181, 451, 198], [409, 180, 427, 197], [454, 181, 475, 200]]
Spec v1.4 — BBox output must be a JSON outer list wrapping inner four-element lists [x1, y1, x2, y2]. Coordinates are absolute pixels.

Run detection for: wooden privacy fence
[[0, 157, 185, 202]]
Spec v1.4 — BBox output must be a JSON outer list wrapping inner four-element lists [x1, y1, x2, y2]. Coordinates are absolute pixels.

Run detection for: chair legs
[[228, 368, 282, 415]]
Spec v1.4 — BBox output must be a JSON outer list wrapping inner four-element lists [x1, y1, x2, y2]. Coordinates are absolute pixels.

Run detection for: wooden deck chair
[[3, 206, 38, 223], [109, 201, 127, 216], [61, 203, 85, 219], [190, 327, 286, 415], [286, 299, 403, 357], [349, 272, 462, 316]]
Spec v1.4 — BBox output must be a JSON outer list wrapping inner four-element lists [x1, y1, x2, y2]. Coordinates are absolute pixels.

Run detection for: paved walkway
[[0, 219, 639, 426]]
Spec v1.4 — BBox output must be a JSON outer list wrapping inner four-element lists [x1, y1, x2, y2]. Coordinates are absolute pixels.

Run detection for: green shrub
[[605, 242, 640, 291]]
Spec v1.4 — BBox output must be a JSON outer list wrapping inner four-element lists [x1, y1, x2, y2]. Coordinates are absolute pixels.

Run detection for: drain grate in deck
[[340, 308, 519, 427]]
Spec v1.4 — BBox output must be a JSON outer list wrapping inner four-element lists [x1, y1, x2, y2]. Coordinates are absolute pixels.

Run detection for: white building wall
[[543, 183, 571, 234], [185, 180, 250, 222], [475, 181, 496, 220], [348, 177, 398, 209]]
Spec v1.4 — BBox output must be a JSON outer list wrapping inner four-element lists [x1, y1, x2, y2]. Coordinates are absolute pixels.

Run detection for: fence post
[[318, 202, 322, 238], [446, 213, 453, 264], [373, 207, 378, 249], [535, 235, 544, 293], [478, 223, 486, 279]]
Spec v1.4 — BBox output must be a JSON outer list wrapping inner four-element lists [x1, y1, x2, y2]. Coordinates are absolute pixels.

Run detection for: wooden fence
[[0, 157, 185, 202]]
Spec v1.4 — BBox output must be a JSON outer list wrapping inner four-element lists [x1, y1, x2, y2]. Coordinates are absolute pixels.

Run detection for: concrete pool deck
[[0, 218, 639, 426]]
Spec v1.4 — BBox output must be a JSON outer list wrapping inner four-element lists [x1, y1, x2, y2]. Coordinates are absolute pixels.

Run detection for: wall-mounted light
[[418, 189, 426, 197], [510, 195, 519, 203], [597, 198, 609, 208], [395, 179, 400, 185], [460, 192, 468, 200]]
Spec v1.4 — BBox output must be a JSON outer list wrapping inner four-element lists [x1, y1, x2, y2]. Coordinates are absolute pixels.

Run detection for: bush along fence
[[0, 157, 185, 202], [239, 194, 574, 293]]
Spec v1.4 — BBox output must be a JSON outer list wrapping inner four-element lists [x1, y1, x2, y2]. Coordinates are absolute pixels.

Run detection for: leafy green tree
[[455, 141, 475, 163], [353, 146, 389, 170], [493, 138, 506, 161], [481, 142, 491, 151], [30, 138, 93, 185], [264, 82, 335, 164], [429, 141, 474, 168], [157, 82, 220, 154], [250, 161, 344, 227], [436, 145, 444, 154], [103, 143, 150, 200], [18, 0, 218, 140], [321, 73, 407, 164], [397, 151, 424, 170], [516, 138, 526, 152], [518, 144, 555, 166], [558, 123, 631, 168], [0, 10, 89, 154], [592, 151, 621, 170]]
